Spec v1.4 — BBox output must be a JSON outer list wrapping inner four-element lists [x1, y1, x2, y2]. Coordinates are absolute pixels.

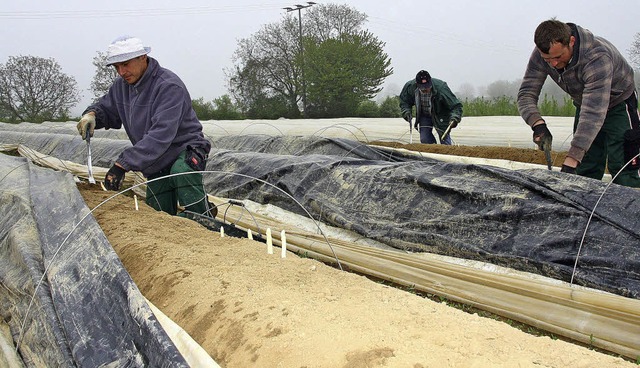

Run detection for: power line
[[0, 5, 277, 20], [366, 15, 525, 53]]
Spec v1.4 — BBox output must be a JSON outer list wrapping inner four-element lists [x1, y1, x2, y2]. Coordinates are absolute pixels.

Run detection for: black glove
[[449, 119, 459, 128], [532, 123, 553, 151], [402, 111, 412, 123], [561, 165, 577, 174], [104, 164, 126, 191], [185, 145, 207, 171]]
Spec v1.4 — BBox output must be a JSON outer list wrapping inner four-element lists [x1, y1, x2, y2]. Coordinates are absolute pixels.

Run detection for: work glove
[[560, 165, 577, 174], [532, 123, 552, 151], [104, 164, 126, 191], [185, 145, 207, 171], [402, 111, 412, 123], [77, 113, 96, 140]]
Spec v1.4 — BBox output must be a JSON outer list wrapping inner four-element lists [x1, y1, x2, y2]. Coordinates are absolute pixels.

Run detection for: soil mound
[[370, 141, 567, 167]]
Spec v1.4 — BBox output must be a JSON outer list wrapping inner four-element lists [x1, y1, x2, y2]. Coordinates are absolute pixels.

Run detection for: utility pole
[[283, 2, 316, 118]]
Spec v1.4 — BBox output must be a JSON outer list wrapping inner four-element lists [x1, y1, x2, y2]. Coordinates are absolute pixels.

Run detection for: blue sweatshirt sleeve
[[83, 82, 124, 130]]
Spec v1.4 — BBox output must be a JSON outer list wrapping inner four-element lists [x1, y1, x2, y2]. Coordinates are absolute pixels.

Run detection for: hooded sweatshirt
[[517, 23, 635, 162]]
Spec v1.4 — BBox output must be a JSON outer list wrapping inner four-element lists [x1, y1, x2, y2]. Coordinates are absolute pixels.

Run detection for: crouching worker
[[77, 35, 215, 218], [399, 70, 463, 144]]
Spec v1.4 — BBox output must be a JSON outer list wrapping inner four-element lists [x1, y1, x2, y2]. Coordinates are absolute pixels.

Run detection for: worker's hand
[[77, 113, 96, 140], [402, 111, 412, 123], [449, 120, 459, 128], [560, 157, 579, 174], [532, 123, 552, 151], [104, 164, 126, 191], [560, 164, 577, 174]]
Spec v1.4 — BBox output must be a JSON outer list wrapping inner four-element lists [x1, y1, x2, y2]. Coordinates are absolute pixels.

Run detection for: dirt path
[[78, 152, 634, 368], [370, 141, 568, 168]]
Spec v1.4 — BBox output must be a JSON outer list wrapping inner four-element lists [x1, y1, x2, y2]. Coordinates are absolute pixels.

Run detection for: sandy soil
[[77, 145, 633, 368]]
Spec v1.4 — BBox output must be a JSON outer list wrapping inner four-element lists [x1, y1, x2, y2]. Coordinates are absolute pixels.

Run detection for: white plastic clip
[[280, 230, 287, 258], [266, 228, 273, 254]]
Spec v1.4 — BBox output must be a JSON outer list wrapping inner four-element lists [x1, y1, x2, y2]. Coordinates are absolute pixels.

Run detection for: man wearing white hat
[[77, 36, 214, 218]]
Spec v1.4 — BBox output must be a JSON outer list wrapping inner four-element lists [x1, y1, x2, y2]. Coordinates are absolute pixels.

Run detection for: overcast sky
[[2, 0, 638, 115]]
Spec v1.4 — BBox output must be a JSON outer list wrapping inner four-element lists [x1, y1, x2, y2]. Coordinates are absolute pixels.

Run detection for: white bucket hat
[[105, 36, 151, 66]]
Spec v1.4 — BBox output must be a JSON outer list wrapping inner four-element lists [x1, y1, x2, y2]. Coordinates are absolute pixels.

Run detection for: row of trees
[[0, 55, 596, 123], [0, 52, 582, 122], [0, 5, 639, 123]]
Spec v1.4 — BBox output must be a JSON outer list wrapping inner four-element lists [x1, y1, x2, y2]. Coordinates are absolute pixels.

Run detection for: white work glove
[[77, 113, 96, 140]]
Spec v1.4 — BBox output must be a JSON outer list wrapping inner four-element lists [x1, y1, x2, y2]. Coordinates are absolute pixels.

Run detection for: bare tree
[[227, 18, 301, 118], [305, 3, 367, 42], [0, 55, 80, 123], [486, 80, 521, 99], [456, 83, 476, 100], [628, 32, 640, 70], [90, 51, 119, 100], [540, 77, 570, 102], [629, 32, 640, 92]]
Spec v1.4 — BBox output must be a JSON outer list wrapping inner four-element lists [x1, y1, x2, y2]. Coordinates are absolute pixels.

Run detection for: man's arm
[[398, 81, 414, 116], [82, 84, 123, 131], [438, 81, 463, 123], [516, 51, 583, 168], [517, 49, 548, 128]]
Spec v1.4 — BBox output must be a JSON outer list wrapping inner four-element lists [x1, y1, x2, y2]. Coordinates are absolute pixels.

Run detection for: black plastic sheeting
[[1, 123, 639, 300], [0, 154, 188, 367], [205, 135, 640, 299]]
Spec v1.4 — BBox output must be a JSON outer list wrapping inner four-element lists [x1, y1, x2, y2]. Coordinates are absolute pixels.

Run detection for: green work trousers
[[574, 101, 640, 188], [145, 150, 208, 215]]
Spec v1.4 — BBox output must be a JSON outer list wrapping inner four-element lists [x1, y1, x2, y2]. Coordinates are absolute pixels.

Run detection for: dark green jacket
[[399, 78, 463, 132]]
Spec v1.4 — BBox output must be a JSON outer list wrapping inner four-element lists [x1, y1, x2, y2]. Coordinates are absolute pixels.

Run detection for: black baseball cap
[[415, 70, 432, 88]]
